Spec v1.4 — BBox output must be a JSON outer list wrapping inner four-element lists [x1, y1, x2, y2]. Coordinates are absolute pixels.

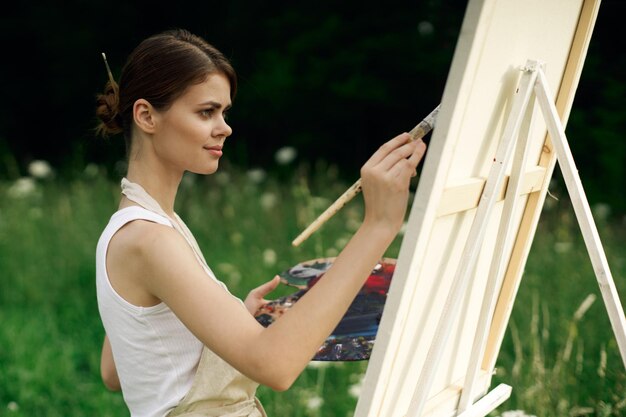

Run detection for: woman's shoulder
[[105, 212, 186, 307], [110, 212, 180, 258]]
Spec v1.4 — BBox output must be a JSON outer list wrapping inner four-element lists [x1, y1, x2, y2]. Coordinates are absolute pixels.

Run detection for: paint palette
[[254, 258, 396, 361]]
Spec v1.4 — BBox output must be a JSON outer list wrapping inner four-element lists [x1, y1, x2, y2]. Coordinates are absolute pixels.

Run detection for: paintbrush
[[292, 105, 440, 247]]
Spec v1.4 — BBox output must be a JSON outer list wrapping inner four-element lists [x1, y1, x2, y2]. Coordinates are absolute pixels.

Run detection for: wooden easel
[[406, 60, 626, 417]]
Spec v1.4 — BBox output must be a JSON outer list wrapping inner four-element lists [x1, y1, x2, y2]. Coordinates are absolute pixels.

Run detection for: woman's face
[[152, 73, 233, 175]]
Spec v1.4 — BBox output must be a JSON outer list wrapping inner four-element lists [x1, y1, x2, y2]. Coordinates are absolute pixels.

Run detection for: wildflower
[[305, 395, 323, 411], [7, 401, 19, 411], [311, 197, 331, 210], [346, 218, 361, 232], [275, 146, 297, 165], [263, 249, 277, 266], [307, 361, 330, 369], [348, 381, 362, 398], [260, 192, 277, 210], [222, 205, 235, 219], [554, 242, 572, 253], [8, 177, 36, 198], [592, 203, 611, 221], [417, 21, 434, 36], [230, 232, 243, 245], [28, 160, 52, 179], [84, 163, 100, 178], [399, 221, 409, 236], [247, 168, 267, 184], [214, 171, 230, 186], [217, 263, 241, 286], [217, 263, 237, 274], [500, 410, 536, 417], [335, 236, 350, 250]]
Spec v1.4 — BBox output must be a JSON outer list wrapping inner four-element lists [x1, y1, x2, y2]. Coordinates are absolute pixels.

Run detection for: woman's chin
[[192, 164, 219, 176]]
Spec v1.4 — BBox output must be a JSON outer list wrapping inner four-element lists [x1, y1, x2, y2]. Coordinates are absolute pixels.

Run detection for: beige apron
[[121, 178, 267, 417]]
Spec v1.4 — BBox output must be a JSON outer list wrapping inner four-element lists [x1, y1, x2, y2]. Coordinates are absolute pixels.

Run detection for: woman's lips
[[204, 146, 223, 157]]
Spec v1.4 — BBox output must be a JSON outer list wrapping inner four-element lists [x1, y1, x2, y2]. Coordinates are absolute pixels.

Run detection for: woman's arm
[[125, 133, 425, 391], [100, 335, 121, 391]]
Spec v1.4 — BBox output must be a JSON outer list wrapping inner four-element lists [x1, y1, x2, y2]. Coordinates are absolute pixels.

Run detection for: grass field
[[0, 163, 624, 417]]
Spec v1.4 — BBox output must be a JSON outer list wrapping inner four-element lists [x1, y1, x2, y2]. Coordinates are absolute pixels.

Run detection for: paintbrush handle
[[291, 105, 440, 247]]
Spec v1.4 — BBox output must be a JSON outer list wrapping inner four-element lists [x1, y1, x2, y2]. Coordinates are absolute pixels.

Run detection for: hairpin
[[101, 52, 116, 86]]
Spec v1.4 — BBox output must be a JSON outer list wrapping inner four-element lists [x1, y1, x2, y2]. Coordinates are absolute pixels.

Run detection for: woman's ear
[[133, 99, 158, 134]]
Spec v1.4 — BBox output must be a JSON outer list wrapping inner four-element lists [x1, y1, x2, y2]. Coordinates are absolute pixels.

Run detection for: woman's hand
[[360, 133, 427, 234], [244, 275, 281, 315]]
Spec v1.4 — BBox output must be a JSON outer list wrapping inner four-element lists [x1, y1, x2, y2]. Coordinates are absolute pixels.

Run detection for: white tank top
[[96, 206, 203, 417]]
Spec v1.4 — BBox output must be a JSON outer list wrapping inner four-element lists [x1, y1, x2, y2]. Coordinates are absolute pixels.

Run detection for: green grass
[[0, 165, 624, 416]]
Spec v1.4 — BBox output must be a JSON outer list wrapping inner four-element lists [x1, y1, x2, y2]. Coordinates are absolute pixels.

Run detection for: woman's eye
[[200, 109, 214, 118]]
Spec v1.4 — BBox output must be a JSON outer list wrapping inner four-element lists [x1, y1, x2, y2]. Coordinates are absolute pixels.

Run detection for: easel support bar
[[458, 62, 540, 412], [406, 64, 539, 417], [456, 384, 512, 417]]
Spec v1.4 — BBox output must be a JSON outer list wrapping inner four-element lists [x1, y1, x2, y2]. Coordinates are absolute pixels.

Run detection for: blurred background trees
[[0, 0, 623, 214]]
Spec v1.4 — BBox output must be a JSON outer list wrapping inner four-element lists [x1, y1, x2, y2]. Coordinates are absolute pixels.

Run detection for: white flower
[[399, 221, 409, 236], [230, 232, 243, 245], [500, 411, 536, 417], [417, 21, 434, 36], [305, 395, 323, 411], [214, 171, 230, 186], [307, 360, 331, 369], [83, 163, 99, 178], [247, 168, 267, 184], [263, 249, 277, 266], [348, 381, 362, 398], [28, 160, 52, 179], [260, 192, 277, 210], [554, 241, 572, 253], [7, 401, 19, 411], [592, 203, 611, 221], [334, 236, 350, 250], [8, 177, 36, 198], [274, 146, 297, 165], [217, 263, 241, 286], [217, 263, 237, 274], [346, 218, 361, 232]]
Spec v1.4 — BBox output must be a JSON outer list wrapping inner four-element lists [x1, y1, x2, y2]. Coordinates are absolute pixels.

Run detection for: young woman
[[95, 29, 426, 417]]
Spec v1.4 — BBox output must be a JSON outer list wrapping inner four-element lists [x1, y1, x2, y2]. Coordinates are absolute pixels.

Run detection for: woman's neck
[[124, 160, 182, 217]]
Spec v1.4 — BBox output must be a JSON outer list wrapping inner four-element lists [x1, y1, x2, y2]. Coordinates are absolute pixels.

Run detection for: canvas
[[354, 1, 601, 416]]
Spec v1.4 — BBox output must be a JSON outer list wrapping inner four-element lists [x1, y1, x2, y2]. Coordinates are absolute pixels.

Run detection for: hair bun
[[95, 81, 123, 136]]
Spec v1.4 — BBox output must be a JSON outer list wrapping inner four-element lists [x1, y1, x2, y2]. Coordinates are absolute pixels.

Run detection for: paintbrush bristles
[[291, 105, 441, 247]]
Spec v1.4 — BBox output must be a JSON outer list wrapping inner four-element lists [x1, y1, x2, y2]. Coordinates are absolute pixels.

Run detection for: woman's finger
[[249, 275, 280, 299], [373, 140, 421, 172], [388, 140, 427, 179], [364, 133, 412, 167]]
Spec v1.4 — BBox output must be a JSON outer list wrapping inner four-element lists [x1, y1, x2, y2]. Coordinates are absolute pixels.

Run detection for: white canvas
[[355, 0, 600, 416]]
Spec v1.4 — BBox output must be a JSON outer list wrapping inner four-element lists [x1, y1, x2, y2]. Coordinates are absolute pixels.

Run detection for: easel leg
[[535, 68, 626, 370]]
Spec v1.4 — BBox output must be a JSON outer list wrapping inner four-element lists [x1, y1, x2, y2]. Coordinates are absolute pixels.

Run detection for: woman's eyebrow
[[198, 100, 232, 110]]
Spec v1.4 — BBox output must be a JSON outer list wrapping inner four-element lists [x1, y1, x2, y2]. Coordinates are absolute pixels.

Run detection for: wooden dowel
[[291, 105, 440, 247]]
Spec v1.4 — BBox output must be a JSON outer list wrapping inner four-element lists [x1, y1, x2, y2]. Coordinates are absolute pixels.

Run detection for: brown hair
[[95, 29, 237, 150]]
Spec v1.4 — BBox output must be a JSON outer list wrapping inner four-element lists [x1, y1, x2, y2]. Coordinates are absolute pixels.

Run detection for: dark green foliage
[[1, 1, 623, 211]]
